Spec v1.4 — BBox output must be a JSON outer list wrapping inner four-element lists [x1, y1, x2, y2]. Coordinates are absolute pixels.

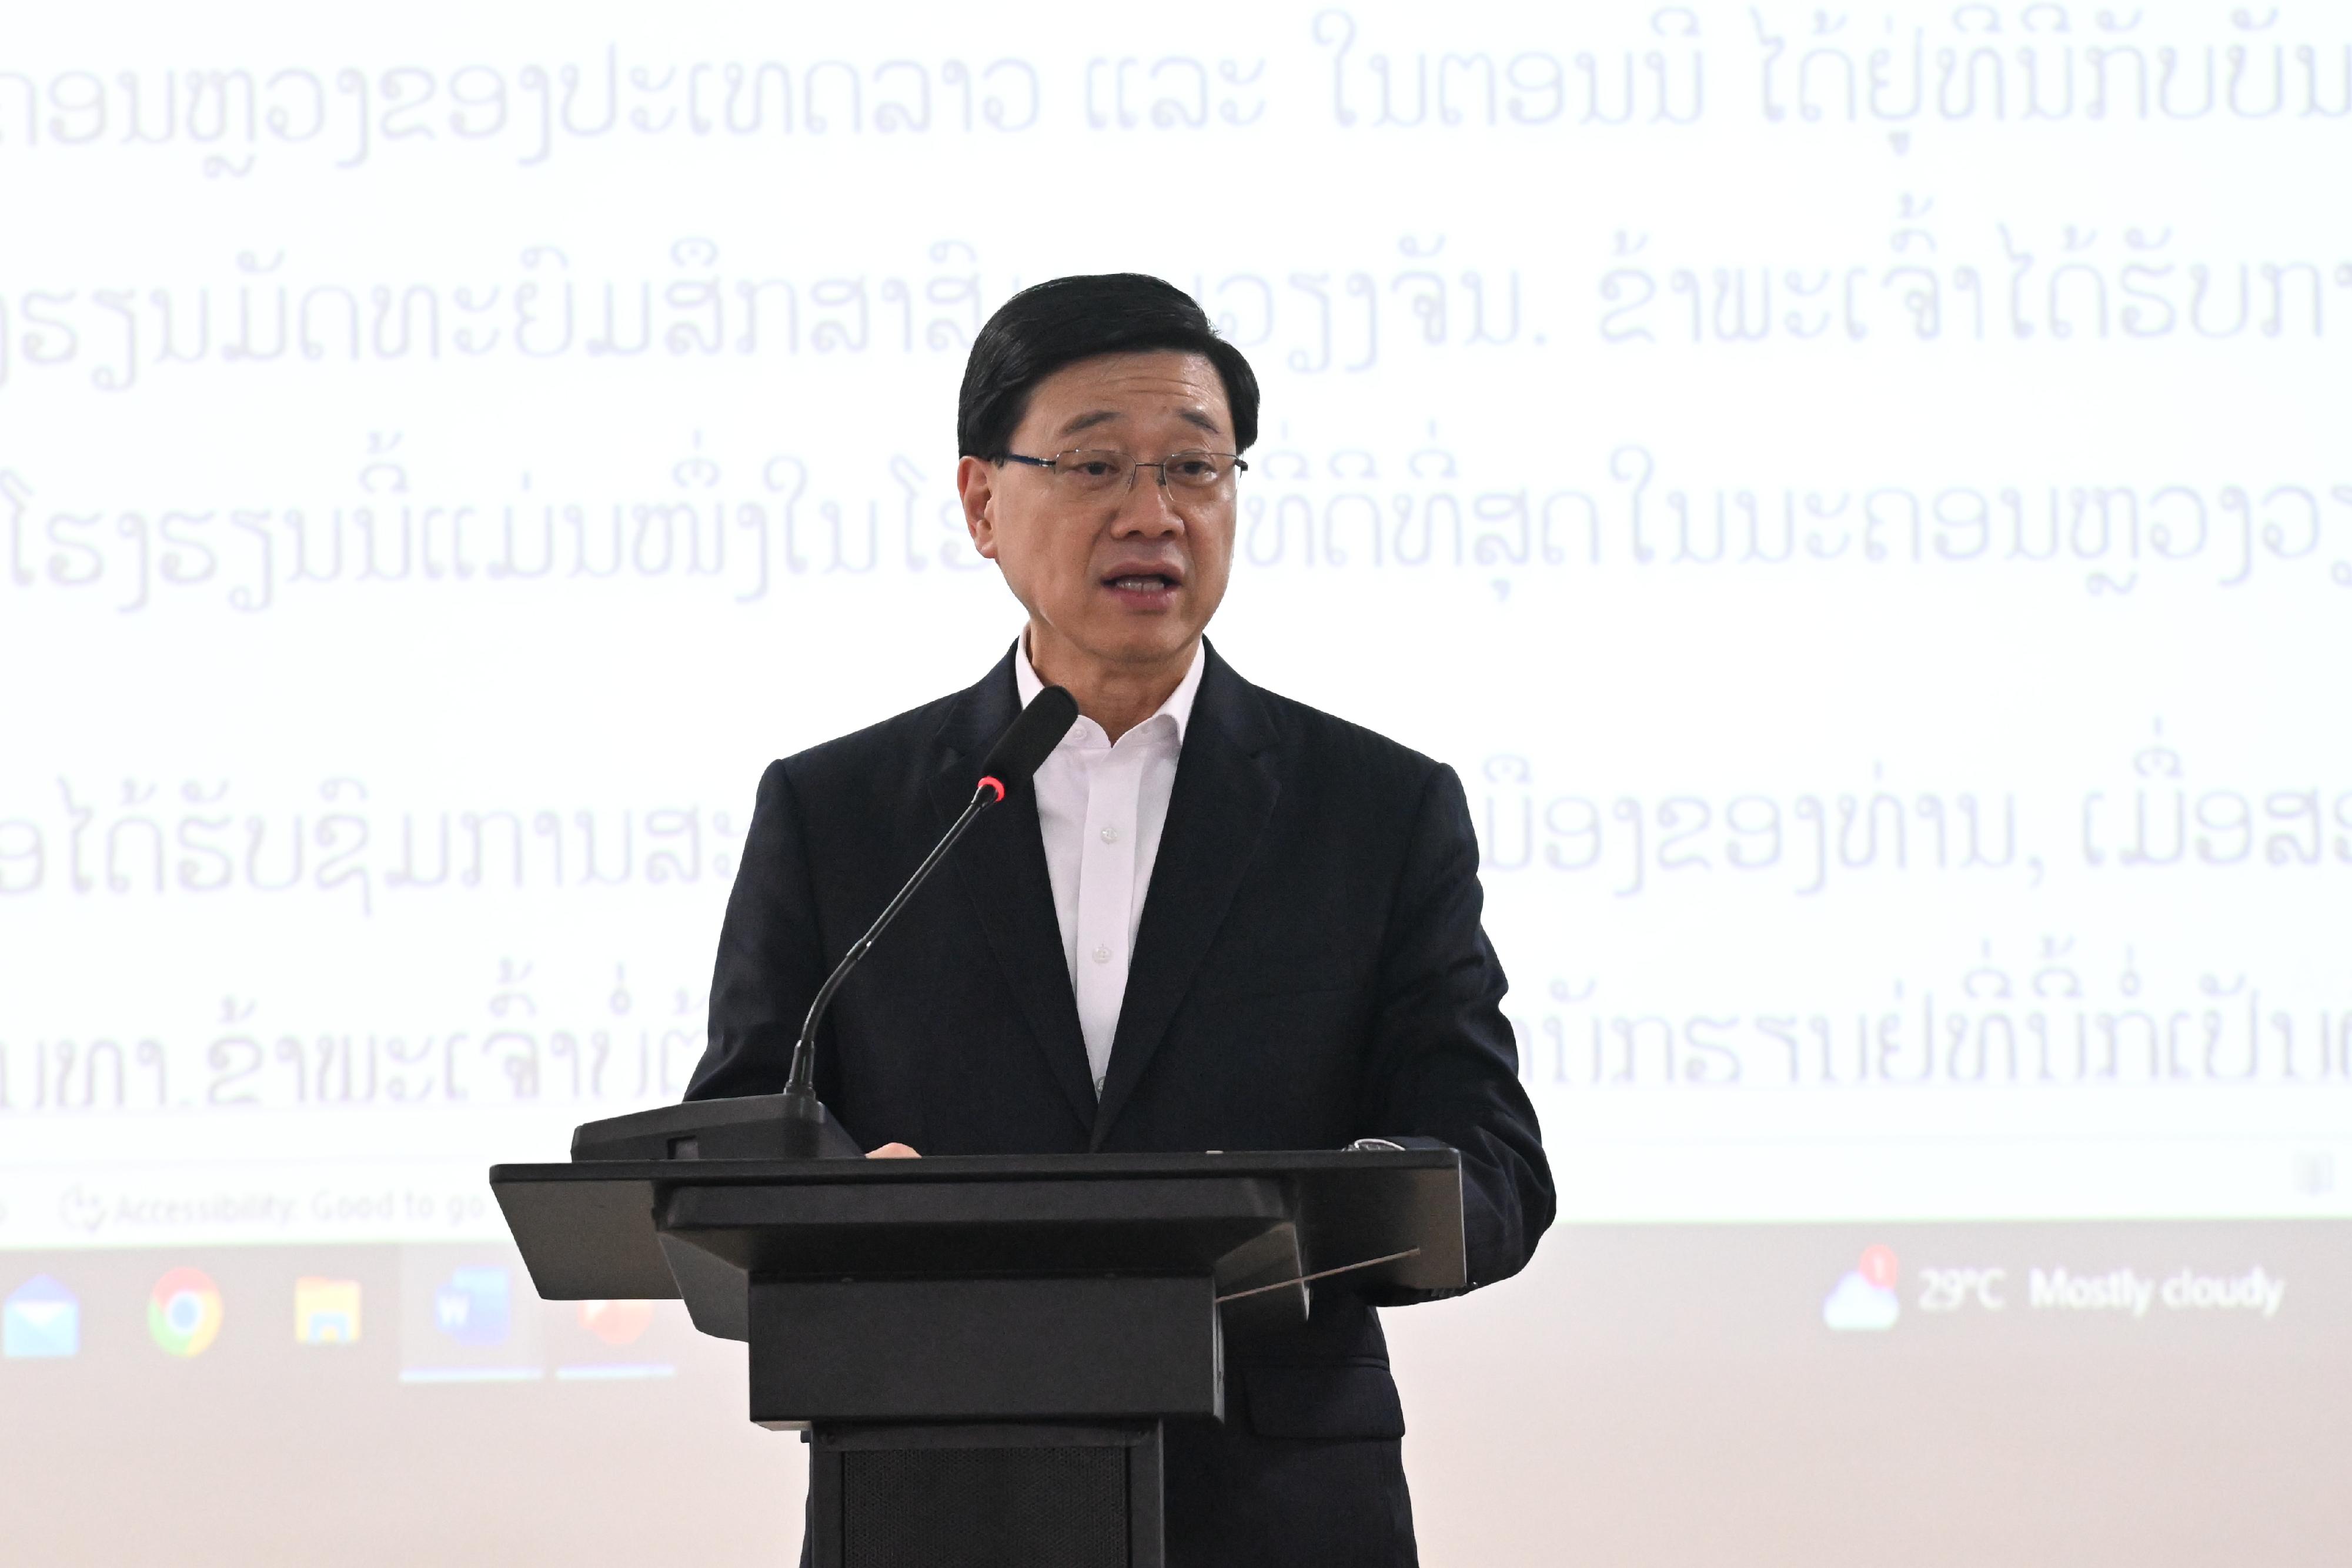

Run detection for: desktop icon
[[432, 1266, 511, 1347], [4, 1275, 80, 1359], [295, 1277, 362, 1345], [149, 1267, 225, 1356], [577, 1299, 654, 1348], [1823, 1244, 1902, 1332]]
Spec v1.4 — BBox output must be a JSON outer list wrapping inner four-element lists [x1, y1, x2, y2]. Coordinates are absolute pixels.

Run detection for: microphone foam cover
[[980, 686, 1080, 787]]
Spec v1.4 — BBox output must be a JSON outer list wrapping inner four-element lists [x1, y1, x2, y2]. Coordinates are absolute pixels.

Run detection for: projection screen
[[3, 3, 2347, 1563]]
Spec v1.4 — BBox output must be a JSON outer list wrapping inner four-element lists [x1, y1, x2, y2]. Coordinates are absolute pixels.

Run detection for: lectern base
[[807, 1422, 1163, 1568]]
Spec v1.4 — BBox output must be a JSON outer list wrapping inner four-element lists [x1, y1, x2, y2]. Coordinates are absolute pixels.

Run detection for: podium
[[492, 1139, 1465, 1568]]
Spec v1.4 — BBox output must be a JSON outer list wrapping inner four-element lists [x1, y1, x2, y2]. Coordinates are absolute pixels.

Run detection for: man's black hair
[[957, 273, 1260, 460]]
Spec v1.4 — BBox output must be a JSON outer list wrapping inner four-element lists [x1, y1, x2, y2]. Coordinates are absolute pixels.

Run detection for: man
[[687, 273, 1552, 1567]]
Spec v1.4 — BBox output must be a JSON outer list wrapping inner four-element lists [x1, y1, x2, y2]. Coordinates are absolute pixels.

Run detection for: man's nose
[[1110, 469, 1185, 534]]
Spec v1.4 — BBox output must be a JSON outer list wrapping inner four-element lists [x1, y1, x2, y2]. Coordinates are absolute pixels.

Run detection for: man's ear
[[956, 456, 999, 559]]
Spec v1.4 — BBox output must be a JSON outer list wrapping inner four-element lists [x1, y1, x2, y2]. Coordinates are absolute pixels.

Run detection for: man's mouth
[[1104, 573, 1179, 593]]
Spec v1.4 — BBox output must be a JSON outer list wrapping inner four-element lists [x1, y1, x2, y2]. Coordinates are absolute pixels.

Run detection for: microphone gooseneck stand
[[768, 684, 1081, 1156], [766, 777, 1003, 1154], [564, 686, 1080, 1162]]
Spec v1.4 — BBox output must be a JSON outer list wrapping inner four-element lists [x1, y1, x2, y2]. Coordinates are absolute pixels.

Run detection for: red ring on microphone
[[977, 775, 1006, 804]]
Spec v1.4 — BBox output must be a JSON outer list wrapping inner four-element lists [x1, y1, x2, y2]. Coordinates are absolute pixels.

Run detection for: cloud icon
[[1823, 1270, 1901, 1332]]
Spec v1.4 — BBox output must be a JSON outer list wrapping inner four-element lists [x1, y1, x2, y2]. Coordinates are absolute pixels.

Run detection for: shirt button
[[1100, 825, 1121, 844], [1092, 945, 1112, 964]]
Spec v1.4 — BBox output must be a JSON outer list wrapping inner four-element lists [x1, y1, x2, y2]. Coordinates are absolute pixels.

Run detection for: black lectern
[[492, 1141, 1465, 1568]]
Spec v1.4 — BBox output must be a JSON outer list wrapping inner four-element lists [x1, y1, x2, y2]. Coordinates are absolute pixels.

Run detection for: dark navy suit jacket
[[687, 641, 1553, 1567]]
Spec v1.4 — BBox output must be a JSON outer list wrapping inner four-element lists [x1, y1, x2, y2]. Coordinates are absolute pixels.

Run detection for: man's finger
[[864, 1142, 921, 1159]]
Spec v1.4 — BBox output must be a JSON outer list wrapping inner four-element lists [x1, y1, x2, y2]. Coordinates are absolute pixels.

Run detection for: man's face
[[960, 350, 1237, 683]]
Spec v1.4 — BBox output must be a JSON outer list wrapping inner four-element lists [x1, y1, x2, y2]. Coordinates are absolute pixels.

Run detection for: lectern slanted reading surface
[[492, 1148, 1464, 1568]]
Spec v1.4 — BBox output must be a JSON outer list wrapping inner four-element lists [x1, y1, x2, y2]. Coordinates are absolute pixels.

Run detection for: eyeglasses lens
[[1048, 450, 1235, 491]]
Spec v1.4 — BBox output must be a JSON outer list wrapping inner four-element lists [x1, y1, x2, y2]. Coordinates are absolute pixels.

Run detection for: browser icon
[[149, 1267, 225, 1358], [4, 1275, 79, 1359]]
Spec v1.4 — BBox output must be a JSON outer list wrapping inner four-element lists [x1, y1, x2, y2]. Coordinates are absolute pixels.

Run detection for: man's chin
[[1055, 625, 1203, 676]]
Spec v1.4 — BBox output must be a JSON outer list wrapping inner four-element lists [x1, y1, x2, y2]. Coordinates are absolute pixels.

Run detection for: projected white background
[[1, 4, 2347, 1563]]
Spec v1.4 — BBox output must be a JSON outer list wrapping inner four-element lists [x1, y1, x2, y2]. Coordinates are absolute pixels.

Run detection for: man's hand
[[866, 1142, 921, 1159]]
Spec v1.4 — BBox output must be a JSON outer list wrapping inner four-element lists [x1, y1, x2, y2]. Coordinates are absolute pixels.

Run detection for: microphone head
[[975, 686, 1080, 801]]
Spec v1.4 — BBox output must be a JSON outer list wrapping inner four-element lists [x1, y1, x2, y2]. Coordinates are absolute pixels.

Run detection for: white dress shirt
[[1014, 635, 1205, 1097]]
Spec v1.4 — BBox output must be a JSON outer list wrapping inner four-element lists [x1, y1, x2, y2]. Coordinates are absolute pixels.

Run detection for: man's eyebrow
[[1055, 410, 1122, 438]]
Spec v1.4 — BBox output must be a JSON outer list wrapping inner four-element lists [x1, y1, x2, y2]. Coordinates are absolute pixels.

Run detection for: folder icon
[[295, 1276, 362, 1345], [4, 1275, 80, 1359]]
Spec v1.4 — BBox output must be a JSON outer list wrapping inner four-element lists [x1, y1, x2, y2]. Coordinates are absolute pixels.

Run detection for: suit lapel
[[931, 651, 1099, 1134], [1091, 646, 1282, 1149]]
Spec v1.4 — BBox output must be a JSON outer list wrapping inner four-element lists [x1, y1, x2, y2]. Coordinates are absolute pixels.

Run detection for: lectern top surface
[[490, 1146, 1468, 1305], [490, 1146, 1458, 1188]]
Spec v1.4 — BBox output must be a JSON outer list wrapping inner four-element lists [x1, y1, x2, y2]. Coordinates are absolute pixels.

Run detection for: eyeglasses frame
[[1000, 447, 1250, 496]]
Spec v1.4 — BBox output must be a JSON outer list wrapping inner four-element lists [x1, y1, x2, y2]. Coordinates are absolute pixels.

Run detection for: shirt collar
[[1014, 631, 1205, 748]]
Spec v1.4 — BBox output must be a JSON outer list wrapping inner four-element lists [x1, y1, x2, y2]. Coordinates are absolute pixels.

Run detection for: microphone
[[974, 683, 1082, 805], [768, 685, 1080, 1149]]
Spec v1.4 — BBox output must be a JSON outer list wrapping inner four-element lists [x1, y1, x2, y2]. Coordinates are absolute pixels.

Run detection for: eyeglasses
[[1001, 448, 1249, 496]]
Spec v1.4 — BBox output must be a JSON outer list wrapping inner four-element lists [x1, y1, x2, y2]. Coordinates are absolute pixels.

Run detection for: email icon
[[4, 1274, 80, 1359]]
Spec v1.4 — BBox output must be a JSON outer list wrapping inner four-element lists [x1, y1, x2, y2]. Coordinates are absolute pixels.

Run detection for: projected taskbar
[[5, 1221, 2347, 1384], [0, 1243, 699, 1384]]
